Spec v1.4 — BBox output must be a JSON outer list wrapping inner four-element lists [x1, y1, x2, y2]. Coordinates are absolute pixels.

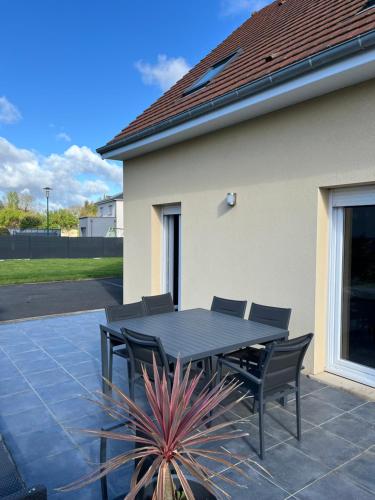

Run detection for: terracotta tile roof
[[106, 0, 375, 148]]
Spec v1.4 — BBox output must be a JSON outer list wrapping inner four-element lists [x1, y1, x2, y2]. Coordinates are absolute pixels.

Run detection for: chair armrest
[[219, 358, 262, 385]]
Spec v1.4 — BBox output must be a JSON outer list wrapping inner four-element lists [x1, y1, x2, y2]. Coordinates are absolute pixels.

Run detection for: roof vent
[[264, 52, 280, 62]]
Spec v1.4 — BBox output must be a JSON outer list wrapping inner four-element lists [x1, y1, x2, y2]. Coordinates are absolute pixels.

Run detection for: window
[[108, 204, 113, 216], [363, 0, 375, 9], [184, 51, 239, 95], [100, 206, 104, 216]]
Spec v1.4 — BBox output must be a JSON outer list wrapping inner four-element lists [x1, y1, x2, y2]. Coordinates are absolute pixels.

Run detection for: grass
[[0, 257, 123, 285]]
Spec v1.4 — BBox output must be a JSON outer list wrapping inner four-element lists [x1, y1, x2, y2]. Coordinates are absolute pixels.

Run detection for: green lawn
[[0, 257, 123, 285]]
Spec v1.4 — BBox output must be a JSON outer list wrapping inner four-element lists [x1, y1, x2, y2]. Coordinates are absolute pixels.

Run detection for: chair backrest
[[105, 301, 145, 323], [142, 293, 175, 315], [260, 334, 313, 394], [249, 303, 291, 330], [211, 296, 247, 318], [121, 328, 171, 384]]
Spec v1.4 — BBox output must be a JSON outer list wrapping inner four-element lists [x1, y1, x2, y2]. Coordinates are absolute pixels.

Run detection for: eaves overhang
[[97, 30, 375, 161]]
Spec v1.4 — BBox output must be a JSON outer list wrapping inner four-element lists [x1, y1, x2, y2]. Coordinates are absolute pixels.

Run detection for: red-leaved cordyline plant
[[59, 357, 254, 500]]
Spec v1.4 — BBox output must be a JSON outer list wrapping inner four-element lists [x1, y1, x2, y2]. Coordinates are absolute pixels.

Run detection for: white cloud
[[220, 0, 272, 16], [56, 132, 71, 142], [135, 54, 191, 92], [0, 137, 122, 209], [0, 96, 22, 124]]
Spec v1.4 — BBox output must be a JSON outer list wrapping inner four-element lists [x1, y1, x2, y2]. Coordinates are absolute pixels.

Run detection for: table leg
[[100, 326, 109, 395]]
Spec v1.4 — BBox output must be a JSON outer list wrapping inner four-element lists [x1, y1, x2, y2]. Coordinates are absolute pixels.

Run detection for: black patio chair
[[225, 303, 291, 368], [121, 328, 173, 399], [100, 328, 172, 500], [210, 296, 247, 318], [217, 333, 313, 459], [104, 301, 145, 385], [142, 292, 175, 315]]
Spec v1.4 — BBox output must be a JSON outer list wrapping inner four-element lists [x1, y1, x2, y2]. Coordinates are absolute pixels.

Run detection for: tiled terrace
[[0, 311, 374, 499]]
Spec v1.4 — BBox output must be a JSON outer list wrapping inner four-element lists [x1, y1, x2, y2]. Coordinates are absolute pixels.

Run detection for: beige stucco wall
[[122, 79, 375, 373]]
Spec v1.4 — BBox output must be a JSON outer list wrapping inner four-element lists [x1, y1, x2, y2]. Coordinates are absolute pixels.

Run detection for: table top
[[101, 308, 288, 363]]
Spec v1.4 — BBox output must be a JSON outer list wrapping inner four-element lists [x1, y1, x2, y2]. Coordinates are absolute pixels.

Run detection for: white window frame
[[161, 205, 181, 309], [327, 185, 375, 387]]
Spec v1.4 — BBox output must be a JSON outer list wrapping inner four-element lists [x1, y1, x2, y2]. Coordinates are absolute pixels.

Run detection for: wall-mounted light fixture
[[226, 192, 237, 207]]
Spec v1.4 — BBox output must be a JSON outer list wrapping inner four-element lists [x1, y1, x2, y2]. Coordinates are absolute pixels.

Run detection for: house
[[79, 193, 124, 237], [97, 0, 375, 387]]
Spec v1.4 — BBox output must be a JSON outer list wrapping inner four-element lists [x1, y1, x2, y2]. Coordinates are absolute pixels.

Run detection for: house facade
[[79, 193, 124, 237], [98, 0, 375, 386]]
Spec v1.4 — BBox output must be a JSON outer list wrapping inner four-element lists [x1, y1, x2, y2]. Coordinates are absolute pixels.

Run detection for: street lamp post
[[43, 187, 52, 236]]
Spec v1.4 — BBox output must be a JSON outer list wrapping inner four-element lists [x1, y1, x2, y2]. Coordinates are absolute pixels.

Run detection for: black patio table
[[100, 308, 289, 394]]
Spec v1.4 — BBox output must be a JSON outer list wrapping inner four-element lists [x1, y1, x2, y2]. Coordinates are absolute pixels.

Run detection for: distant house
[[79, 193, 123, 237], [98, 0, 375, 387]]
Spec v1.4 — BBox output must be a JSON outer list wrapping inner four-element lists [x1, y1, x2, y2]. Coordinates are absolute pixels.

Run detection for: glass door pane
[[341, 206, 375, 369]]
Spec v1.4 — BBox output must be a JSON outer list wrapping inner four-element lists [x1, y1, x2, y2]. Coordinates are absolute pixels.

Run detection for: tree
[[79, 200, 97, 217], [5, 191, 20, 209], [20, 213, 43, 229], [46, 209, 78, 230], [0, 207, 25, 229], [19, 192, 34, 211]]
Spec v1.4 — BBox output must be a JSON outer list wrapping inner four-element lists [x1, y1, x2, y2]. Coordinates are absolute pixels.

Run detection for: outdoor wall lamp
[[226, 192, 237, 207]]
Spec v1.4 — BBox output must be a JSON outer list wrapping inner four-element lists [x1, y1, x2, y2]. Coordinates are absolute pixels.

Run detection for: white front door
[[327, 186, 375, 387], [162, 205, 181, 309]]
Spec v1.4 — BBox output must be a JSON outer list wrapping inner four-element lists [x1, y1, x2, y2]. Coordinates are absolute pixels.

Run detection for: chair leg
[[258, 397, 265, 460], [108, 346, 114, 384], [128, 365, 135, 402], [296, 388, 302, 440], [100, 436, 109, 500]]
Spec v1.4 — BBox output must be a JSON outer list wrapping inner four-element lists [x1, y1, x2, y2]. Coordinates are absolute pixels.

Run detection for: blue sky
[[0, 0, 271, 207]]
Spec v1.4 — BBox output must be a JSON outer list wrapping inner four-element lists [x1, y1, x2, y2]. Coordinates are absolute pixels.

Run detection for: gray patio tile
[[0, 406, 56, 436], [77, 374, 103, 394], [308, 386, 366, 412], [350, 402, 375, 425], [62, 412, 116, 445], [25, 367, 74, 388], [15, 356, 59, 374], [53, 350, 93, 366], [107, 463, 134, 499], [256, 442, 329, 493], [338, 449, 375, 494], [4, 426, 76, 465], [0, 376, 30, 397], [48, 396, 100, 423], [0, 332, 29, 345], [49, 482, 102, 500], [0, 389, 43, 416], [9, 344, 50, 364], [0, 359, 19, 379], [221, 420, 279, 458], [249, 406, 314, 442], [295, 471, 375, 499], [299, 375, 327, 396], [64, 360, 101, 378], [17, 447, 93, 492], [286, 427, 362, 469], [79, 434, 133, 464], [1, 343, 39, 357], [321, 413, 375, 449], [286, 395, 344, 426], [36, 379, 89, 404], [217, 463, 289, 500]]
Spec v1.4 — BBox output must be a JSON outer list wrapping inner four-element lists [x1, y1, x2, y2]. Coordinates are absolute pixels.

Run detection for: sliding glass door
[[328, 187, 375, 387]]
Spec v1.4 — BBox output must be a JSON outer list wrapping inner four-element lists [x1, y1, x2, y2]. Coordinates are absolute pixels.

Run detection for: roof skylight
[[184, 51, 239, 95]]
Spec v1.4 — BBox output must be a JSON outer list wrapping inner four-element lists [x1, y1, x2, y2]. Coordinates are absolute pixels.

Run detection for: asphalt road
[[0, 278, 123, 321]]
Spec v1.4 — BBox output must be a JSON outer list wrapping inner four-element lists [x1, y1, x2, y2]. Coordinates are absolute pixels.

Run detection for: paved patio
[[0, 311, 374, 499]]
